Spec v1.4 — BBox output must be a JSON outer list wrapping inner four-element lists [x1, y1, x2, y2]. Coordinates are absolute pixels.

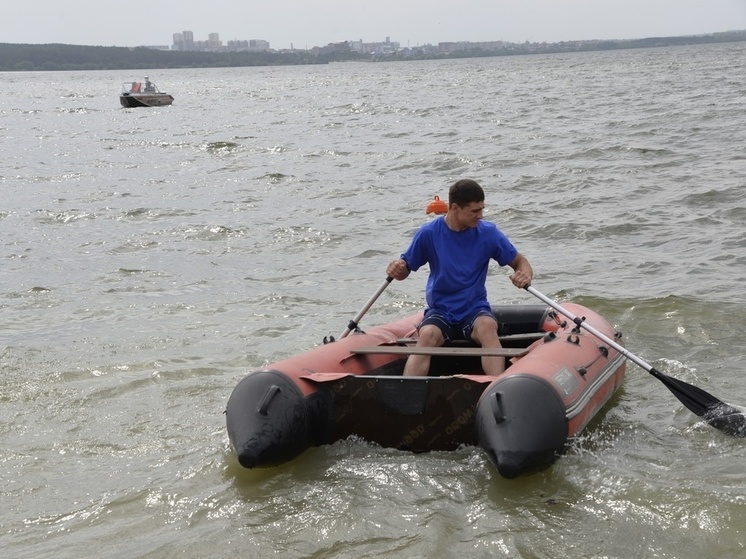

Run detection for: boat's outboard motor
[[226, 370, 320, 468], [476, 375, 568, 478]]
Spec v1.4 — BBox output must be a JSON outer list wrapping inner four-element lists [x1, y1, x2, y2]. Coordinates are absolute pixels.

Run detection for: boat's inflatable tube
[[227, 370, 324, 468], [476, 375, 567, 478]]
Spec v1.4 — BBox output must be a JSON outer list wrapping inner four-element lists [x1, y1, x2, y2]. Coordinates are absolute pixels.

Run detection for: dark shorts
[[419, 308, 497, 342]]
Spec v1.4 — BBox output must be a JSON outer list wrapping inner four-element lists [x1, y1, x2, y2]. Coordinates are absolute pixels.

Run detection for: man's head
[[447, 179, 486, 230], [449, 179, 485, 207]]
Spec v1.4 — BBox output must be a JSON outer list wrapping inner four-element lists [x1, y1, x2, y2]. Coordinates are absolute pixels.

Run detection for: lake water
[[1, 42, 745, 558]]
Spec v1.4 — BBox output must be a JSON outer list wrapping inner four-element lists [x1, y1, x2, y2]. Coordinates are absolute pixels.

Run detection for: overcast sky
[[2, 0, 744, 50]]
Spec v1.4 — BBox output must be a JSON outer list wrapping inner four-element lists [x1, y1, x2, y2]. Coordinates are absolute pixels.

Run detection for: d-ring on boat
[[226, 290, 628, 478]]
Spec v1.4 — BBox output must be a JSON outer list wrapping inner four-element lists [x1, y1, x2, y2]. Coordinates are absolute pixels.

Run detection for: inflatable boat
[[226, 302, 627, 478]]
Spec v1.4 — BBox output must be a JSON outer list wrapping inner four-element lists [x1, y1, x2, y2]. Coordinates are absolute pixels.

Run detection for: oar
[[526, 285, 746, 437], [338, 276, 393, 339]]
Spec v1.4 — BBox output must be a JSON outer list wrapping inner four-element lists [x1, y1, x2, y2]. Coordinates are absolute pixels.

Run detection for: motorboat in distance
[[119, 77, 174, 108]]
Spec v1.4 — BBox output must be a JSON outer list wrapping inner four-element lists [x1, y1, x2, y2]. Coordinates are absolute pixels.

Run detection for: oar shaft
[[339, 276, 393, 339], [526, 286, 655, 373]]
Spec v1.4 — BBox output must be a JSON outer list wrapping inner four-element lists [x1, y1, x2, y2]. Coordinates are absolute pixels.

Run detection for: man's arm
[[508, 253, 533, 288]]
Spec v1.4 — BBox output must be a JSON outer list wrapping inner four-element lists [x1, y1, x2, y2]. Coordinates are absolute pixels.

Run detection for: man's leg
[[470, 315, 504, 376], [403, 324, 444, 376]]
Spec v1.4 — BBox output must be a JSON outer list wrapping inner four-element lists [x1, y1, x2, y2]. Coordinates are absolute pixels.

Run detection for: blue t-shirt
[[401, 217, 518, 323]]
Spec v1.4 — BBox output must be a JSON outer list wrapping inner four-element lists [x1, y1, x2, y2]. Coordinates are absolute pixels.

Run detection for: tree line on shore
[[1, 30, 744, 72], [0, 44, 335, 72]]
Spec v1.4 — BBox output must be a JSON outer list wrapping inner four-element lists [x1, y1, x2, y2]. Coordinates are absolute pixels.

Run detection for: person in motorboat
[[386, 179, 533, 376], [144, 77, 155, 92]]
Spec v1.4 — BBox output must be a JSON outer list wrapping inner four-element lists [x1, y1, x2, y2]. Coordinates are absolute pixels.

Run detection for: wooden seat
[[394, 332, 545, 345], [351, 346, 529, 357]]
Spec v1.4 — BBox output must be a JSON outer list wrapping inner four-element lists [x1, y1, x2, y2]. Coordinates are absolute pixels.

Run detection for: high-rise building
[[183, 30, 194, 50], [172, 32, 183, 50], [208, 33, 222, 49]]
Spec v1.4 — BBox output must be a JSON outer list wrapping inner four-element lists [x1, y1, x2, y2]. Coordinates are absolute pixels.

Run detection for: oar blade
[[704, 404, 746, 438], [651, 367, 746, 437]]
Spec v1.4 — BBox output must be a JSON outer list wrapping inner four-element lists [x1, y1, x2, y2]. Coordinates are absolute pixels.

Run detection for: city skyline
[[2, 1, 744, 50]]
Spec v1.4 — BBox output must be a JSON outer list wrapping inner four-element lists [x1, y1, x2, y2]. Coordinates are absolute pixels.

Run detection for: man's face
[[452, 200, 484, 229]]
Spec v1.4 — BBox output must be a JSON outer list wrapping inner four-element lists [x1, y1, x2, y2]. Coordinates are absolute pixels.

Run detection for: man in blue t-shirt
[[386, 179, 533, 376]]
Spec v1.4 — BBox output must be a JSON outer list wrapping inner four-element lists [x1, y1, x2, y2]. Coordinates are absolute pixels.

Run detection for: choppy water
[[1, 42, 745, 558]]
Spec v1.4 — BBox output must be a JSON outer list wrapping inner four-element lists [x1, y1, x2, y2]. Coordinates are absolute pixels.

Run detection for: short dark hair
[[449, 179, 485, 207]]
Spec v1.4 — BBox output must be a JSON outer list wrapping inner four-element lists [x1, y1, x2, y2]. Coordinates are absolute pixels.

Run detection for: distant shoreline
[[1, 30, 744, 72]]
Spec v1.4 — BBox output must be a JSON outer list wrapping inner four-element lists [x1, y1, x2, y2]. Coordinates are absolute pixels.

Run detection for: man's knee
[[418, 324, 444, 345], [471, 316, 499, 343]]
